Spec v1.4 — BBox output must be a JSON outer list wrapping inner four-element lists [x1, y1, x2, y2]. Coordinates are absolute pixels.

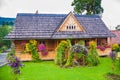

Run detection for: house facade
[[5, 12, 114, 60]]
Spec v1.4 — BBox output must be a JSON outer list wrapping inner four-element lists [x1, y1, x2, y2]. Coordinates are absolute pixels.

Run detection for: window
[[39, 41, 46, 45], [66, 25, 76, 30], [67, 26, 69, 29]]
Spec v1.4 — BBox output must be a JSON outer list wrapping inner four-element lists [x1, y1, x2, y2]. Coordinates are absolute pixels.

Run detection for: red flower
[[37, 44, 46, 51], [97, 45, 106, 51]]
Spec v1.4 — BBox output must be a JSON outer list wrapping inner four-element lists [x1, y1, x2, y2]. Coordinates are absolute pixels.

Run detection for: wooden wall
[[14, 40, 56, 61], [14, 38, 111, 61]]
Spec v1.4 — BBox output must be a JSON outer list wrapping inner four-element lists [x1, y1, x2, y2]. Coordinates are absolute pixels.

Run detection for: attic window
[[66, 25, 76, 30]]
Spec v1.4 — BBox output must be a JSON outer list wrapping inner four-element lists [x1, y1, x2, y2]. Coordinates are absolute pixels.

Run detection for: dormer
[[57, 12, 85, 32]]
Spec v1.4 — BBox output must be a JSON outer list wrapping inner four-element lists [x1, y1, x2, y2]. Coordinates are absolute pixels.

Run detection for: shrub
[[55, 40, 68, 66], [65, 40, 88, 67], [87, 41, 100, 66], [25, 40, 39, 61], [110, 51, 120, 72], [112, 44, 119, 51], [65, 39, 73, 67], [110, 51, 116, 60], [7, 47, 23, 80], [78, 40, 85, 46]]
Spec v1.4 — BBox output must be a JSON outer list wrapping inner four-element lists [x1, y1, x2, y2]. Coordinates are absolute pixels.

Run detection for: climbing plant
[[7, 47, 23, 80], [65, 39, 74, 67], [87, 41, 100, 66], [55, 40, 69, 66], [25, 40, 39, 61]]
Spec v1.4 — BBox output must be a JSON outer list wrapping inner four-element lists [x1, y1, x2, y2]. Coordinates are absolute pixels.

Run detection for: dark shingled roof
[[5, 12, 114, 40]]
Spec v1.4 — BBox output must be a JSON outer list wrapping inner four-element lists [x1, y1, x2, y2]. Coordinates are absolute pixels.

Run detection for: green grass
[[0, 57, 113, 80]]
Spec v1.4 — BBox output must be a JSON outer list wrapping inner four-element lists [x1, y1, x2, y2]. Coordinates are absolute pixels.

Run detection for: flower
[[38, 43, 48, 56], [71, 44, 88, 55], [21, 41, 27, 45], [110, 51, 116, 60], [38, 43, 46, 51], [97, 45, 106, 51], [8, 56, 23, 74]]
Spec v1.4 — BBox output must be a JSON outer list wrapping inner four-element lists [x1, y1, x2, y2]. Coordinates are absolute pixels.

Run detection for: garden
[[0, 39, 120, 80]]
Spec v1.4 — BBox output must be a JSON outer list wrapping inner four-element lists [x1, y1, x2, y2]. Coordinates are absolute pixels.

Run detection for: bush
[[25, 40, 39, 61], [1, 45, 8, 52], [110, 51, 120, 72], [87, 41, 100, 66], [7, 47, 23, 80], [55, 40, 68, 66], [112, 44, 119, 51], [65, 39, 73, 67]]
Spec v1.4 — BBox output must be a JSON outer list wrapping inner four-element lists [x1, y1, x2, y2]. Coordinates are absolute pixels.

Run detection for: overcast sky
[[0, 0, 120, 29]]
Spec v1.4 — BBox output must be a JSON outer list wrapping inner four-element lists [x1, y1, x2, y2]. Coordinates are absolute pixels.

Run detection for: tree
[[0, 25, 12, 48], [115, 25, 120, 30], [71, 0, 103, 15]]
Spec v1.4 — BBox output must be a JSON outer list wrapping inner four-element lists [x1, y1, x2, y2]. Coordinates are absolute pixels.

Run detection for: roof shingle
[[5, 12, 114, 39]]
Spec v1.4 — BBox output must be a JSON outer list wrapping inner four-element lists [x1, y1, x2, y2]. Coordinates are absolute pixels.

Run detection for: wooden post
[[107, 37, 112, 46], [95, 38, 97, 45], [11, 40, 15, 48]]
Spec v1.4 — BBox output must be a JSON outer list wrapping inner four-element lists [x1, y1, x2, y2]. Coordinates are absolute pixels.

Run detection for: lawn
[[0, 57, 112, 80]]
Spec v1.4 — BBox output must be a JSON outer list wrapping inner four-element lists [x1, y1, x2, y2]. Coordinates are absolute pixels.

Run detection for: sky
[[0, 0, 120, 30]]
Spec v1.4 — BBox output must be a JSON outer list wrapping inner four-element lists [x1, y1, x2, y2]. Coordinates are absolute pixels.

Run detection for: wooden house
[[5, 12, 114, 60]]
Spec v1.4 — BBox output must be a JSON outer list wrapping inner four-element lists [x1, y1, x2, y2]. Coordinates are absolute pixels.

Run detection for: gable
[[57, 12, 85, 32]]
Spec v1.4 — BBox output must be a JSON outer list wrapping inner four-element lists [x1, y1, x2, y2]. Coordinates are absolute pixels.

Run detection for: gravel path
[[0, 53, 8, 67]]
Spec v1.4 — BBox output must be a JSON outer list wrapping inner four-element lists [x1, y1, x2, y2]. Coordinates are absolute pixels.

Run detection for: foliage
[[0, 25, 12, 48], [7, 47, 23, 80], [110, 51, 116, 61], [71, 44, 87, 55], [87, 41, 100, 66], [65, 39, 74, 67], [112, 44, 119, 51], [55, 40, 68, 66], [0, 46, 6, 53], [110, 51, 120, 73], [72, 44, 88, 65], [78, 40, 85, 46], [0, 45, 8, 52], [65, 40, 88, 67], [112, 44, 120, 52], [71, 0, 103, 15], [38, 43, 48, 56], [25, 40, 39, 61]]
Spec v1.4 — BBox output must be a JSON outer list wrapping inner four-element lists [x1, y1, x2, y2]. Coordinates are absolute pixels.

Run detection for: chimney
[[36, 10, 38, 14]]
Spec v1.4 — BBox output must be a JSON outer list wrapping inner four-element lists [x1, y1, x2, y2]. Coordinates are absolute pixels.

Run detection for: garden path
[[0, 52, 8, 67]]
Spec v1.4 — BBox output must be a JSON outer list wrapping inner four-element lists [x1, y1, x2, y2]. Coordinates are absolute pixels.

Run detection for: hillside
[[0, 17, 15, 26]]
